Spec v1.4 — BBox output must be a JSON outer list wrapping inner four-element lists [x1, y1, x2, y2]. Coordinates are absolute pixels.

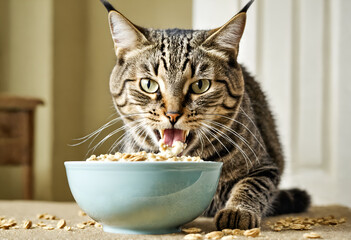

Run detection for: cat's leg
[[214, 166, 279, 230]]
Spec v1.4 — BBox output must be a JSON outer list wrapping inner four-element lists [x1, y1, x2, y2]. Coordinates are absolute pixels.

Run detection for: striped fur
[[101, 0, 310, 230]]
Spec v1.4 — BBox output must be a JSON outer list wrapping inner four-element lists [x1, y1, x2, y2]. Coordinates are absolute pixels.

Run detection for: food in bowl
[[86, 141, 203, 162], [65, 141, 222, 234]]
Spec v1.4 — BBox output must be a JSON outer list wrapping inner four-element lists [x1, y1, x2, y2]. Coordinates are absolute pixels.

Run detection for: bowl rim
[[64, 161, 222, 170]]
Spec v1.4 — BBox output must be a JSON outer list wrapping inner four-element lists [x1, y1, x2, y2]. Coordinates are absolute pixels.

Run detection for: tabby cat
[[100, 0, 310, 230]]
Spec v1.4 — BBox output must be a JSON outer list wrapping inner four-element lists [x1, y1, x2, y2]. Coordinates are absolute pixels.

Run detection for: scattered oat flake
[[76, 223, 85, 229], [23, 220, 32, 229], [303, 232, 322, 239], [182, 227, 202, 234], [243, 228, 260, 237], [221, 229, 234, 235], [94, 222, 102, 228], [43, 226, 55, 230], [0, 220, 18, 229], [37, 221, 46, 227], [78, 210, 87, 216], [339, 218, 346, 223], [83, 220, 96, 226], [37, 213, 57, 220], [64, 226, 72, 231], [1, 225, 10, 230], [272, 226, 283, 232], [184, 233, 203, 240], [290, 224, 305, 230], [205, 231, 224, 239], [269, 216, 347, 231], [46, 214, 57, 220], [231, 229, 245, 235], [57, 219, 66, 229], [5, 219, 16, 227]]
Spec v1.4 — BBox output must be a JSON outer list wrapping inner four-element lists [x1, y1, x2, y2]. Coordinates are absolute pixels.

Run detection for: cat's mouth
[[154, 129, 190, 147]]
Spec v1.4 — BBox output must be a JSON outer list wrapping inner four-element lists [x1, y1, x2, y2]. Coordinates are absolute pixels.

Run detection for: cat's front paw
[[214, 207, 261, 230]]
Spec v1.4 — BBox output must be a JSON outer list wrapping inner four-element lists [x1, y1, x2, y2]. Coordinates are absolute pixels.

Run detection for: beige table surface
[[0, 200, 350, 240]]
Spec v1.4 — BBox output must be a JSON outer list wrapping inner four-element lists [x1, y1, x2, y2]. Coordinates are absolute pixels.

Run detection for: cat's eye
[[191, 79, 211, 94], [140, 78, 159, 93]]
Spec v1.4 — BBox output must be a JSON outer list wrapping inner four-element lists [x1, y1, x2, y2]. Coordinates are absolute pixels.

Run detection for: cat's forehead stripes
[[153, 62, 160, 76], [152, 30, 202, 81], [195, 63, 212, 78]]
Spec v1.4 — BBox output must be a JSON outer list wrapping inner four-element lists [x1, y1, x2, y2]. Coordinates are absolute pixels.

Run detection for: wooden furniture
[[0, 95, 43, 199]]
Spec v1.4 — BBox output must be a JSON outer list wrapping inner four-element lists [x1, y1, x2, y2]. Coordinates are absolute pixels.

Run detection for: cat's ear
[[201, 0, 254, 57], [101, 0, 149, 54]]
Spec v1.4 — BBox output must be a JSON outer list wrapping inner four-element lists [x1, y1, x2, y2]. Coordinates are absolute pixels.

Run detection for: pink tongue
[[164, 129, 184, 147]]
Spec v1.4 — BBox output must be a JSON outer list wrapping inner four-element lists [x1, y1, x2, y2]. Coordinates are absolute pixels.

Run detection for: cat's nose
[[166, 111, 181, 125]]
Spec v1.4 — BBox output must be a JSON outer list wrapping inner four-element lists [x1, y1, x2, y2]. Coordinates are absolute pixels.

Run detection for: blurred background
[[0, 0, 350, 207]]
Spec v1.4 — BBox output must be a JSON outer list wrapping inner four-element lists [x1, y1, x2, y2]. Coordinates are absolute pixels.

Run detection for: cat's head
[[101, 0, 254, 155]]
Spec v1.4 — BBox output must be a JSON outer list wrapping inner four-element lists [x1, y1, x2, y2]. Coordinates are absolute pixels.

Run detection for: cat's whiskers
[[198, 128, 222, 160], [137, 129, 148, 153], [137, 126, 158, 153], [201, 122, 252, 170], [108, 130, 128, 154], [239, 107, 259, 135], [87, 121, 128, 151], [108, 120, 145, 154], [107, 121, 143, 154], [88, 119, 144, 156], [70, 112, 147, 147], [70, 118, 120, 146], [202, 113, 266, 153], [201, 123, 231, 155], [130, 125, 147, 152], [204, 122, 255, 170], [204, 119, 260, 164], [88, 127, 121, 156], [85, 118, 132, 155], [107, 109, 119, 119], [118, 120, 155, 153], [114, 132, 132, 153], [196, 129, 205, 156]]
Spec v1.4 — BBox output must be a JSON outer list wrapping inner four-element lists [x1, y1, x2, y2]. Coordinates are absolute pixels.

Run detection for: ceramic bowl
[[65, 161, 222, 234]]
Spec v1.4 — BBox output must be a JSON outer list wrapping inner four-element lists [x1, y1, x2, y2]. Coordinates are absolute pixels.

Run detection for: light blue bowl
[[65, 161, 222, 234]]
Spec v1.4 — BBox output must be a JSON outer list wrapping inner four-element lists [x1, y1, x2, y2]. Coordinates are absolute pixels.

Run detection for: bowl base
[[103, 225, 181, 235]]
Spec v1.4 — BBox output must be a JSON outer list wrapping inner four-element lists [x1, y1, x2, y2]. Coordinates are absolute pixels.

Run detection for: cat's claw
[[214, 207, 261, 230]]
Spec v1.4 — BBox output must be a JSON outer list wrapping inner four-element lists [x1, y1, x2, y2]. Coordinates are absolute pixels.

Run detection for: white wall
[[193, 0, 351, 207]]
